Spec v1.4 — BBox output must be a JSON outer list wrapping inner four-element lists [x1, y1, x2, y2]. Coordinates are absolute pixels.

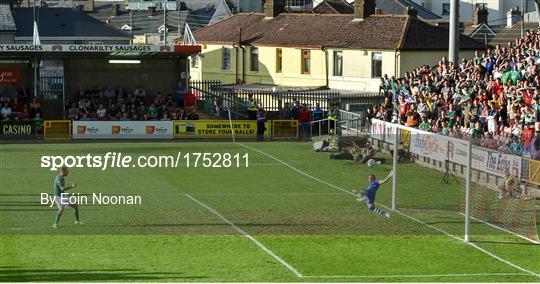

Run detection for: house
[[4, 6, 130, 44], [38, 0, 232, 44], [0, 3, 16, 43], [190, 0, 484, 92], [313, 0, 441, 21]]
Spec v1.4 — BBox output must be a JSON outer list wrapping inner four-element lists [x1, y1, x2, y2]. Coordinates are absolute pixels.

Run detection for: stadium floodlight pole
[[392, 129, 398, 211], [448, 0, 460, 63], [464, 140, 473, 242]]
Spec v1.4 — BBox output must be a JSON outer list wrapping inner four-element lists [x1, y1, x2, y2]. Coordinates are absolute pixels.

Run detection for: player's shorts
[[53, 196, 74, 209], [365, 192, 376, 205]]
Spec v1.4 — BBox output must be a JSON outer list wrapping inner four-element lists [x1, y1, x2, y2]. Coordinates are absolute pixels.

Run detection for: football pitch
[[0, 141, 539, 282]]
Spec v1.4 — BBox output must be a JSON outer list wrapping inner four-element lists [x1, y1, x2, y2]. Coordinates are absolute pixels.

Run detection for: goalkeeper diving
[[353, 171, 393, 218]]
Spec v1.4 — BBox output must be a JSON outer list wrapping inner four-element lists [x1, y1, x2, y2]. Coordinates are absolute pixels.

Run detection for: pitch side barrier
[[57, 120, 299, 140], [370, 119, 526, 182]]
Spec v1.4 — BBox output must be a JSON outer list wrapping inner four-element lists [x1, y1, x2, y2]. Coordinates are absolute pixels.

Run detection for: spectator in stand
[[419, 117, 431, 131], [96, 104, 107, 120], [186, 108, 199, 120], [508, 136, 524, 154], [1, 102, 12, 119], [377, 28, 540, 159], [175, 81, 187, 108], [184, 91, 197, 114]]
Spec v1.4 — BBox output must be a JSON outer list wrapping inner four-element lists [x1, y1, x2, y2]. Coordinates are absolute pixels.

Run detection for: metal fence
[[188, 80, 385, 119]]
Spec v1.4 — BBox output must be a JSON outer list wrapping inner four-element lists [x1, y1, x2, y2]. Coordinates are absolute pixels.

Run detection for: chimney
[[506, 7, 521, 28], [148, 5, 156, 16], [406, 6, 417, 18], [354, 0, 376, 21], [84, 0, 94, 12], [374, 8, 383, 15], [111, 3, 120, 17], [264, 0, 285, 19], [474, 7, 488, 26]]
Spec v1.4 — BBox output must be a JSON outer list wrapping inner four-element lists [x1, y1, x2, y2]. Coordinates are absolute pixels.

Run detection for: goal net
[[370, 119, 539, 243]]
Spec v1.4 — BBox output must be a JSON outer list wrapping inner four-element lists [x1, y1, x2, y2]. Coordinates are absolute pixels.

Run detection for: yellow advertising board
[[529, 159, 540, 186], [272, 120, 298, 139], [44, 120, 71, 140], [173, 120, 270, 138]]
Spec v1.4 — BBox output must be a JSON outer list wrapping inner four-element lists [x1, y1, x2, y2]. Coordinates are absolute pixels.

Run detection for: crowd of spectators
[[0, 87, 43, 122], [376, 28, 540, 159], [66, 83, 199, 121]]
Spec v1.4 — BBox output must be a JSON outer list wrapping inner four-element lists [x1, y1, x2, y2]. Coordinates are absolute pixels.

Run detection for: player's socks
[[372, 207, 389, 217], [54, 212, 62, 225], [74, 209, 80, 222]]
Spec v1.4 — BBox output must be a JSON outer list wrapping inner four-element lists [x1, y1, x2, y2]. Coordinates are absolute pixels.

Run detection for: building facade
[[190, 0, 483, 92]]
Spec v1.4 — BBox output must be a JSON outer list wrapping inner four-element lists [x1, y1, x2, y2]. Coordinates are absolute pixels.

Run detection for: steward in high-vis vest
[[247, 94, 257, 120], [328, 104, 340, 132]]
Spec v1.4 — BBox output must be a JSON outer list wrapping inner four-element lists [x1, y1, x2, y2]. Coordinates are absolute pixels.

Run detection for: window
[[371, 53, 382, 78], [222, 47, 231, 70], [442, 3, 450, 15], [250, 47, 259, 72], [276, 48, 283, 73], [301, 49, 310, 75], [333, 51, 343, 76]]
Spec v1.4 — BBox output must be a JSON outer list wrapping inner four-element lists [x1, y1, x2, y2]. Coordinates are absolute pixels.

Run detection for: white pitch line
[[300, 273, 531, 279], [184, 194, 303, 277], [238, 143, 540, 279], [458, 212, 540, 244], [185, 192, 344, 196]]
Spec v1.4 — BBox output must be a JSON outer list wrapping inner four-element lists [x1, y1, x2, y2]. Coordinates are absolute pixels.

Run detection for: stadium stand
[[378, 28, 540, 159]]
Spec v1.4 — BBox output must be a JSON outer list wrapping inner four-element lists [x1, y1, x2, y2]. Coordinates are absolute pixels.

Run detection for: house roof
[[0, 3, 16, 31], [193, 13, 483, 51], [77, 0, 231, 35], [89, 1, 189, 35], [312, 0, 353, 14], [378, 0, 441, 20], [311, 0, 441, 20], [12, 7, 130, 40]]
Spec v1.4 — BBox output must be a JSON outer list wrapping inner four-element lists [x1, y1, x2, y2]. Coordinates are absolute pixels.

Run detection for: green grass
[[0, 141, 539, 282]]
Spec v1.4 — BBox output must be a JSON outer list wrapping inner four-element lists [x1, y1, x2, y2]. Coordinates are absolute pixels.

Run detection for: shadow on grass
[[0, 268, 208, 281]]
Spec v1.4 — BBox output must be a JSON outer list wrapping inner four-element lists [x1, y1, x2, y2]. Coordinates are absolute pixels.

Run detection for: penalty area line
[[184, 194, 303, 277], [237, 143, 540, 279]]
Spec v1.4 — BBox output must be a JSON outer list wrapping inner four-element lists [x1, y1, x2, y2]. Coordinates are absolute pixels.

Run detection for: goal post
[[464, 139, 473, 242]]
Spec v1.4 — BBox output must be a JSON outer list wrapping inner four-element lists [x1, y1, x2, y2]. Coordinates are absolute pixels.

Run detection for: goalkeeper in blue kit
[[353, 171, 393, 218]]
